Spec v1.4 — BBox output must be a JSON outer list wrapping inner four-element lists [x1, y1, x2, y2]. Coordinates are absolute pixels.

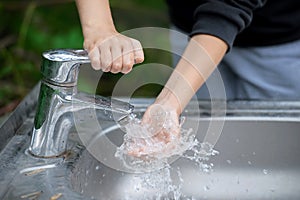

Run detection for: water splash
[[115, 113, 218, 199], [263, 169, 269, 175], [115, 114, 201, 172]]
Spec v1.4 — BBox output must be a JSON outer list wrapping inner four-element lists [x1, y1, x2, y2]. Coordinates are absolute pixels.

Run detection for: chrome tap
[[29, 49, 134, 158]]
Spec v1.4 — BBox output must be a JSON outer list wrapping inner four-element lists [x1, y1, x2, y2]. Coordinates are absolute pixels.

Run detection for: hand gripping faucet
[[28, 49, 134, 158]]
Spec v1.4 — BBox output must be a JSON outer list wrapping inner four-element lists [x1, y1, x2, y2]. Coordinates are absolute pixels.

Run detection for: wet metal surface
[[70, 118, 300, 200], [1, 86, 300, 199]]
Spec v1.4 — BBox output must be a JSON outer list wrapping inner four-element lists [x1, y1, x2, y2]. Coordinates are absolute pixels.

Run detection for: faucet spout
[[73, 92, 134, 121], [28, 49, 134, 158]]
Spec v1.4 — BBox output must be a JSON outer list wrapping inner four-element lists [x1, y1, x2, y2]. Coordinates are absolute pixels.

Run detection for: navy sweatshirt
[[166, 0, 300, 48]]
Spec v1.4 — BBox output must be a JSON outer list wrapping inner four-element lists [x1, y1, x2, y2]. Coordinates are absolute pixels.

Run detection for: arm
[[145, 0, 266, 130], [153, 34, 227, 116], [75, 0, 144, 73], [132, 0, 265, 156], [134, 34, 227, 156]]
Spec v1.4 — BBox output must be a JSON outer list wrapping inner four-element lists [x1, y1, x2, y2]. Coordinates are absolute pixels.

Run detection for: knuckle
[[112, 51, 122, 60], [113, 62, 122, 70], [90, 56, 101, 70], [102, 66, 111, 72], [123, 61, 133, 69], [135, 56, 144, 63], [110, 36, 119, 44], [83, 40, 94, 51], [102, 61, 111, 68], [91, 57, 99, 65], [132, 38, 142, 47], [91, 62, 100, 70], [122, 39, 131, 47], [110, 68, 119, 74]]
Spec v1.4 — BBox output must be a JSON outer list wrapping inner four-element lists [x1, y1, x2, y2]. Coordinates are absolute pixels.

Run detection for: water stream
[[115, 112, 218, 199]]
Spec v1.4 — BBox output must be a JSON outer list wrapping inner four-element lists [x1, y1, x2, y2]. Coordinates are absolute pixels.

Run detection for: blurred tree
[[0, 0, 171, 116], [0, 0, 83, 115]]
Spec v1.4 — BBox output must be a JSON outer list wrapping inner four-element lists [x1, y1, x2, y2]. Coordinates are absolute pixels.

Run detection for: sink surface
[[70, 117, 300, 200], [1, 86, 300, 200]]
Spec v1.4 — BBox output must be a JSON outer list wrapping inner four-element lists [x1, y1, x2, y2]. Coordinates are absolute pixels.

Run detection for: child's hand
[[127, 104, 180, 158], [84, 31, 144, 74]]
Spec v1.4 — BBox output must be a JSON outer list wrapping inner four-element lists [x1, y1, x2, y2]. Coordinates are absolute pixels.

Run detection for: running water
[[115, 110, 219, 199]]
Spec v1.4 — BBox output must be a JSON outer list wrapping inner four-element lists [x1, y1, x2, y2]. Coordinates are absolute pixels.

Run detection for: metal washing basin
[[70, 112, 300, 200], [1, 86, 300, 199]]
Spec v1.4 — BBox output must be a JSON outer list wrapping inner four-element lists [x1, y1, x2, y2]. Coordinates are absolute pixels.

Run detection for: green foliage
[[0, 1, 84, 109], [0, 0, 171, 114]]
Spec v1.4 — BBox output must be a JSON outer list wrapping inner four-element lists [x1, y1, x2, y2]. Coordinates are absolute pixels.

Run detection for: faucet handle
[[43, 49, 89, 62], [41, 49, 91, 86]]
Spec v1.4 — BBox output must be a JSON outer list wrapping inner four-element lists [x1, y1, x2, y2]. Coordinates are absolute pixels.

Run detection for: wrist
[[155, 88, 182, 116], [83, 28, 118, 51]]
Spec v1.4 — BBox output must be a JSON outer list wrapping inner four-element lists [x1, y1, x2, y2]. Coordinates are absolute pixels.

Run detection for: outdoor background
[[0, 0, 172, 118]]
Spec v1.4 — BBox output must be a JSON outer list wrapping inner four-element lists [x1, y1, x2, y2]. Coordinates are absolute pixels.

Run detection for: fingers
[[130, 38, 144, 64], [88, 48, 101, 70], [87, 35, 144, 73], [121, 41, 135, 74], [99, 43, 112, 72], [110, 41, 123, 73]]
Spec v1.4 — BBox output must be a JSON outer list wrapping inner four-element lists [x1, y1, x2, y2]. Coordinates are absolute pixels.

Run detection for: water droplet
[[226, 160, 232, 164], [135, 186, 140, 192], [252, 152, 256, 155], [248, 161, 252, 165], [270, 188, 275, 193], [236, 138, 240, 143], [95, 166, 100, 170], [204, 185, 210, 191], [113, 112, 218, 199], [104, 109, 108, 115], [263, 169, 268, 175]]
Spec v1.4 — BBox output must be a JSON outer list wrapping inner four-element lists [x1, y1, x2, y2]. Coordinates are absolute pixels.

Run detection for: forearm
[[156, 34, 227, 114], [75, 0, 144, 72], [75, 0, 117, 42]]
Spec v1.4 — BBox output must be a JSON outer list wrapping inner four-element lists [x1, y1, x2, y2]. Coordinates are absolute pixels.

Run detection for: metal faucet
[[28, 49, 134, 158]]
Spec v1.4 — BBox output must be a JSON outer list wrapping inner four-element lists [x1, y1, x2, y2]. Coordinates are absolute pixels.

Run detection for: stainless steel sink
[[1, 86, 300, 199], [70, 114, 300, 200]]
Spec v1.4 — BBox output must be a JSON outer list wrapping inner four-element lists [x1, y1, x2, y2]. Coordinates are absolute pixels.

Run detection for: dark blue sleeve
[[190, 0, 267, 49]]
